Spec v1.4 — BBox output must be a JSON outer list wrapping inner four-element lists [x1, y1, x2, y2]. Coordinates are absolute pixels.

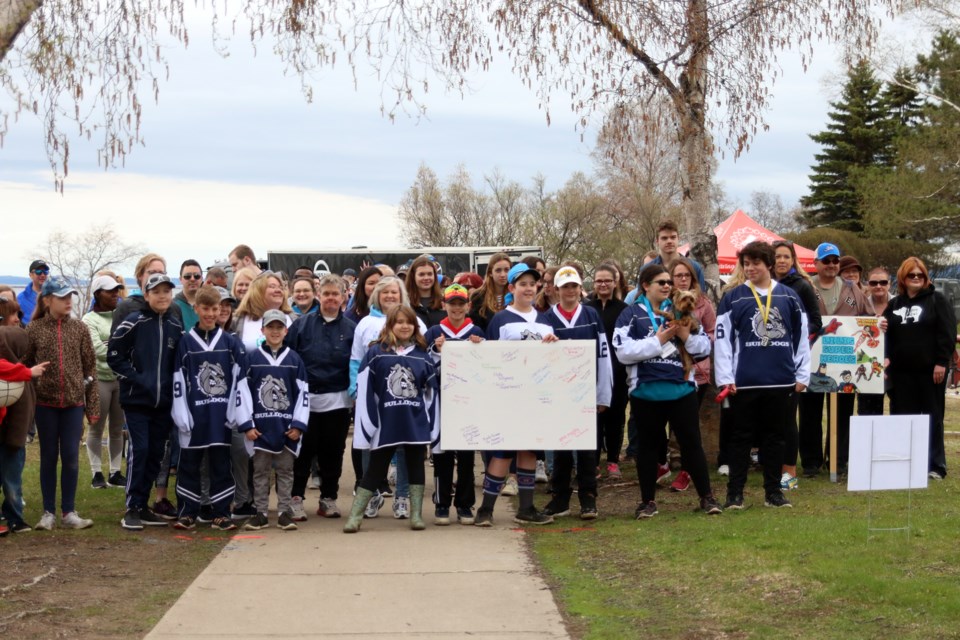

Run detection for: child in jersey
[[235, 310, 310, 531], [424, 284, 485, 525], [344, 305, 440, 533], [171, 286, 248, 531], [476, 263, 558, 527], [540, 266, 613, 519], [715, 241, 810, 510]]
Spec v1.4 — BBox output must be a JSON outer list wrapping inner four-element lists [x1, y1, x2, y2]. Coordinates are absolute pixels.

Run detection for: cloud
[[0, 172, 401, 276]]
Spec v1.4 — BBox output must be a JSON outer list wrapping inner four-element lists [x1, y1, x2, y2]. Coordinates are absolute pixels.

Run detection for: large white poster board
[[808, 315, 885, 395], [440, 340, 597, 450], [847, 415, 929, 491]]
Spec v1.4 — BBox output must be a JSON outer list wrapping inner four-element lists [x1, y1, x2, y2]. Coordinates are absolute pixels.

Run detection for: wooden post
[[829, 392, 838, 483]]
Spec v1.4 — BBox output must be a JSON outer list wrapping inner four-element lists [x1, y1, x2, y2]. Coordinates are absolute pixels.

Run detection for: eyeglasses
[[868, 280, 889, 287], [593, 279, 614, 285], [33, 269, 50, 276], [673, 273, 692, 280], [652, 279, 673, 287], [181, 273, 203, 281], [906, 272, 925, 280], [820, 257, 840, 265]]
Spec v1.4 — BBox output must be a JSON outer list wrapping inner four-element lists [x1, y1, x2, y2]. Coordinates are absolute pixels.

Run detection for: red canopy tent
[[681, 209, 816, 274]]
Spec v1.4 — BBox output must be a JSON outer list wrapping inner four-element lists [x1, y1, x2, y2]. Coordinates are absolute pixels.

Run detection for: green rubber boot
[[343, 487, 375, 533], [409, 484, 426, 531]]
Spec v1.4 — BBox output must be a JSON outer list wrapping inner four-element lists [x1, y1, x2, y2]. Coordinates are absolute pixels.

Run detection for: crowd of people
[[0, 229, 955, 536]]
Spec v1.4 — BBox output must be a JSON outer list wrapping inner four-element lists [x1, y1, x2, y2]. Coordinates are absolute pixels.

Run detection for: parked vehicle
[[266, 246, 543, 279]]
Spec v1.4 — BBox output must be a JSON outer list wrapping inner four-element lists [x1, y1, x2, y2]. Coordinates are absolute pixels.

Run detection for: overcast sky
[[0, 6, 929, 278]]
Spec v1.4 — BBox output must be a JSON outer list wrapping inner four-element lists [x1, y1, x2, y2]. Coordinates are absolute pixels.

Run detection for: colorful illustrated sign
[[808, 316, 885, 395], [440, 340, 597, 450]]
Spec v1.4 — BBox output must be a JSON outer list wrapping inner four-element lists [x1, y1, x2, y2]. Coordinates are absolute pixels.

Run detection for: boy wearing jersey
[[476, 263, 558, 527], [425, 284, 485, 525], [715, 241, 810, 509], [540, 266, 613, 519], [235, 310, 310, 531], [171, 286, 247, 531]]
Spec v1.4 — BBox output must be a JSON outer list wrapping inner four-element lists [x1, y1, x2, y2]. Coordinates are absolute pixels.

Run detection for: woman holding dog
[[662, 257, 717, 492], [612, 264, 722, 519]]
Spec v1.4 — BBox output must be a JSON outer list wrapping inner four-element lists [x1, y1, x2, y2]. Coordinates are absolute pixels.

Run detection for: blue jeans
[[0, 446, 26, 525], [35, 405, 85, 514]]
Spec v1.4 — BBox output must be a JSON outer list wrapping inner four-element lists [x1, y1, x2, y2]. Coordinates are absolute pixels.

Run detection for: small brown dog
[[652, 289, 701, 379]]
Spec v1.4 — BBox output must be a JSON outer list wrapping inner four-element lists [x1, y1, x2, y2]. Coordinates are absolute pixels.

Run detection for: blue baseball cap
[[816, 243, 840, 261], [507, 263, 541, 285]]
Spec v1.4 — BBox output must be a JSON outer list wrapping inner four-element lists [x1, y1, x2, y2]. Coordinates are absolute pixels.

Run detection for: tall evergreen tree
[[856, 30, 960, 248], [882, 66, 924, 133], [801, 60, 895, 232]]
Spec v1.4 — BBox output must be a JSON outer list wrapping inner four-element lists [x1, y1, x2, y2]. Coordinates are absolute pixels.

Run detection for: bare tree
[[32, 224, 144, 313], [748, 190, 803, 234], [3, 0, 903, 274], [398, 164, 533, 247]]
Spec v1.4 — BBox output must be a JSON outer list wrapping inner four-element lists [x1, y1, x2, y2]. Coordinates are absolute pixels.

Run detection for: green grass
[[0, 437, 231, 638], [529, 423, 960, 639]]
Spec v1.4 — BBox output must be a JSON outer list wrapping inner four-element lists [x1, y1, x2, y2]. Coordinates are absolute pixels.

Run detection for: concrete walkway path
[[146, 458, 570, 639]]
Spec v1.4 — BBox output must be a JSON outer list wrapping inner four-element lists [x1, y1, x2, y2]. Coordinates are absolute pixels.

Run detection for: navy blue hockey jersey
[[354, 343, 440, 451], [485, 307, 555, 342], [541, 304, 614, 407], [171, 327, 247, 449], [235, 344, 310, 456], [714, 281, 811, 390], [424, 317, 486, 365], [613, 296, 711, 393]]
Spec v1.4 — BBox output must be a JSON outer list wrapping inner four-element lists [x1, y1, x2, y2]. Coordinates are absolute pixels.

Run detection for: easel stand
[[829, 393, 838, 483], [865, 422, 915, 540]]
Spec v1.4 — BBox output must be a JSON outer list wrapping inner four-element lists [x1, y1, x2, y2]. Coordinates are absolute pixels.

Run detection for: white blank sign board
[[440, 340, 596, 450], [847, 415, 929, 491]]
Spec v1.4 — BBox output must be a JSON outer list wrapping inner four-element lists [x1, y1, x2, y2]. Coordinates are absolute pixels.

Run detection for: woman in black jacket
[[772, 240, 821, 490], [883, 257, 957, 480], [585, 262, 628, 479]]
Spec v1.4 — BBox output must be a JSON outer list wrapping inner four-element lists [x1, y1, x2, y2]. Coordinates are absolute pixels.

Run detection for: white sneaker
[[717, 465, 730, 476], [393, 496, 410, 519], [307, 475, 321, 490], [61, 511, 93, 529], [364, 491, 384, 518], [535, 461, 549, 483], [290, 496, 308, 522], [35, 511, 56, 531], [501, 476, 519, 496]]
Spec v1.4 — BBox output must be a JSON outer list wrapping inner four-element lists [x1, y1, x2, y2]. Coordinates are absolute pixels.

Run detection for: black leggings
[[359, 445, 425, 493], [632, 393, 712, 503]]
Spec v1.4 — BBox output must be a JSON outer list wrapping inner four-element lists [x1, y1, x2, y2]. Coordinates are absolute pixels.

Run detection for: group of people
[[0, 230, 954, 536]]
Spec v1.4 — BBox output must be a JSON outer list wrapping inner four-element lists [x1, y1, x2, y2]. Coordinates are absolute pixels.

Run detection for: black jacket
[[778, 271, 822, 337], [108, 307, 183, 409], [883, 285, 957, 375], [284, 312, 356, 395]]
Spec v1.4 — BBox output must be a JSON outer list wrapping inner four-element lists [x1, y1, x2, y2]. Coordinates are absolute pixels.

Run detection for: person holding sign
[[541, 266, 613, 520], [475, 263, 558, 527], [613, 264, 722, 518], [345, 306, 440, 532], [424, 284, 485, 525], [883, 257, 956, 480], [715, 241, 810, 510]]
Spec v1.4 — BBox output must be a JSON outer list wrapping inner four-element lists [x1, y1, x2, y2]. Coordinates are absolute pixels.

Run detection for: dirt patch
[[0, 530, 228, 639]]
